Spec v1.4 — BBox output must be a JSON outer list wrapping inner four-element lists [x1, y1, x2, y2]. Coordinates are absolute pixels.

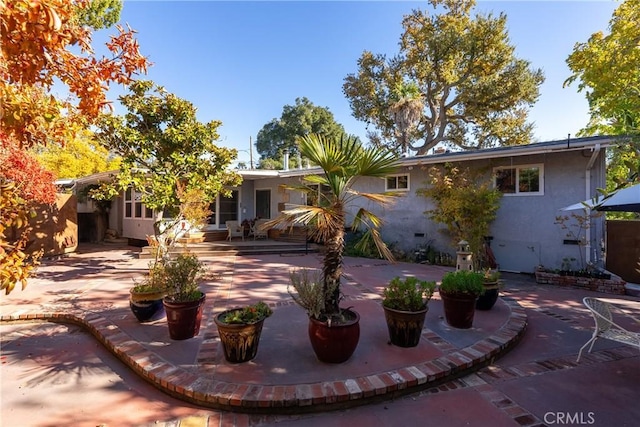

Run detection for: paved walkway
[[1, 244, 638, 427]]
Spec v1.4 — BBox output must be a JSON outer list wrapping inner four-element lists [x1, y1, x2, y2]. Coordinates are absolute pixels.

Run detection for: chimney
[[283, 148, 289, 171], [297, 152, 302, 170]]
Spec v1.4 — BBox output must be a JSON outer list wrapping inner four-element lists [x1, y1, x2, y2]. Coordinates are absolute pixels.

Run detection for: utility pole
[[249, 136, 254, 169]]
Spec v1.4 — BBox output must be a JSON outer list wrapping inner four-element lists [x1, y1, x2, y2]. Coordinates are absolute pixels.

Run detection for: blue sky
[[100, 1, 618, 165]]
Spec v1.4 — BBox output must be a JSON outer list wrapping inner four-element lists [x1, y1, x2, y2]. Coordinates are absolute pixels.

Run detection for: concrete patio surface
[[1, 243, 638, 427]]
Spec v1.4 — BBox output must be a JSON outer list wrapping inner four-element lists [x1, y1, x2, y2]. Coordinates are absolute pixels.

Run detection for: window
[[255, 189, 271, 219], [124, 187, 155, 219], [305, 184, 331, 206], [386, 174, 409, 191], [494, 164, 543, 195], [219, 189, 239, 223]]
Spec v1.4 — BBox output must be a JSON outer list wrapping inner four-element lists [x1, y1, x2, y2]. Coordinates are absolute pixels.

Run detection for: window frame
[[385, 174, 410, 192], [124, 187, 156, 220], [493, 163, 544, 196]]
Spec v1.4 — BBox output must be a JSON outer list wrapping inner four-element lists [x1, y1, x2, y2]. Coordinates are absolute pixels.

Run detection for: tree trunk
[[323, 211, 345, 316]]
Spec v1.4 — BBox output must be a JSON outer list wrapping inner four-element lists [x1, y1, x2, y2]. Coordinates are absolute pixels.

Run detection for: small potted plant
[[382, 276, 436, 347], [439, 270, 485, 329], [214, 301, 273, 363], [476, 269, 501, 311], [129, 261, 168, 322], [162, 254, 207, 340]]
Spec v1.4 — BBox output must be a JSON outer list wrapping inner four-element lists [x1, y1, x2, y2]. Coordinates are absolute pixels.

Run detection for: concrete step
[[625, 282, 640, 297], [137, 242, 320, 259]]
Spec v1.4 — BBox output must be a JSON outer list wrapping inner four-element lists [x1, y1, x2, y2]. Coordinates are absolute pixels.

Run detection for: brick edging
[[0, 298, 527, 414]]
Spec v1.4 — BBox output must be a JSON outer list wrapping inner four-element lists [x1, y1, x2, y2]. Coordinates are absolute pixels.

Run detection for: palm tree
[[271, 133, 401, 319]]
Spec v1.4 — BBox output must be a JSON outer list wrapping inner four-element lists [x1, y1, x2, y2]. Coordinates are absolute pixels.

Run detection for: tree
[[270, 134, 400, 318], [565, 0, 640, 137], [1, 0, 146, 294], [255, 97, 346, 160], [93, 80, 242, 244], [343, 0, 544, 155], [1, 0, 149, 149], [564, 0, 640, 196], [33, 130, 120, 178], [0, 140, 58, 295], [417, 163, 502, 270]]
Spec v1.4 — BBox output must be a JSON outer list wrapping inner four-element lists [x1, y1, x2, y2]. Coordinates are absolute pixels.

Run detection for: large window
[[386, 174, 409, 191], [219, 190, 239, 224], [124, 187, 154, 219], [494, 164, 543, 195]]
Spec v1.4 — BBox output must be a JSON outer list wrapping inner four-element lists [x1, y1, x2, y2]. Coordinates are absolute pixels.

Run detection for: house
[[73, 135, 616, 273]]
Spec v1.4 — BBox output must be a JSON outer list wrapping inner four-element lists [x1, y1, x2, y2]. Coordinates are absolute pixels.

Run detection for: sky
[[97, 0, 619, 166]]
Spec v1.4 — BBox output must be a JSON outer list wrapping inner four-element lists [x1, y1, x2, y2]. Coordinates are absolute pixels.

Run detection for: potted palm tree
[[162, 254, 207, 340], [214, 301, 273, 363], [439, 270, 485, 329], [382, 276, 436, 347], [271, 133, 400, 363]]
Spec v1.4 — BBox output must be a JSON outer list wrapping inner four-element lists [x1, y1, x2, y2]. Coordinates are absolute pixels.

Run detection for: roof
[[245, 135, 618, 178]]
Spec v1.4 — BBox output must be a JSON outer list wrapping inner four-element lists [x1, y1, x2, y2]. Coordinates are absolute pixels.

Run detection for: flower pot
[[440, 290, 479, 329], [476, 282, 500, 311], [214, 311, 266, 363], [308, 309, 360, 363], [383, 305, 428, 347], [163, 293, 206, 340], [129, 299, 165, 322]]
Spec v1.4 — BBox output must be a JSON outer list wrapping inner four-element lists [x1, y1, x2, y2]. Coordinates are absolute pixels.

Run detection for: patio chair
[[576, 297, 640, 362], [226, 220, 244, 241], [252, 219, 269, 240]]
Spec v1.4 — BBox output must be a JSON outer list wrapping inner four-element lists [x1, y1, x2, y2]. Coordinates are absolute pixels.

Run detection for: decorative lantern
[[456, 240, 473, 271]]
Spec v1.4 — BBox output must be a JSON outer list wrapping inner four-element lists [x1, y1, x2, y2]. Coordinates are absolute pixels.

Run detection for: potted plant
[[382, 276, 436, 347], [476, 269, 501, 311], [214, 301, 273, 363], [129, 261, 167, 322], [439, 270, 485, 329], [271, 133, 400, 363], [162, 254, 207, 340]]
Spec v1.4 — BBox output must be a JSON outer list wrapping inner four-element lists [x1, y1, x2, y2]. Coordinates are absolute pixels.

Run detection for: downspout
[[584, 143, 601, 265]]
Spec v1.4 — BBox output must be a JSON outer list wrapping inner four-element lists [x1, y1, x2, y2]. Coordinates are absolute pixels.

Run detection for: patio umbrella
[[593, 183, 640, 212], [560, 183, 640, 212]]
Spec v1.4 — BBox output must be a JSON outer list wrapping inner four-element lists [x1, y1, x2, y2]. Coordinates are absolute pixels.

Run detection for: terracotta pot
[[214, 310, 266, 363], [163, 293, 206, 340], [129, 299, 165, 322], [308, 309, 360, 363], [476, 282, 500, 311], [383, 305, 428, 347], [440, 290, 478, 329]]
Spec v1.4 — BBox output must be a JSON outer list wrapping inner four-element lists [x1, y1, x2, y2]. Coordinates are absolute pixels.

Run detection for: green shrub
[[383, 276, 436, 311], [440, 270, 485, 295]]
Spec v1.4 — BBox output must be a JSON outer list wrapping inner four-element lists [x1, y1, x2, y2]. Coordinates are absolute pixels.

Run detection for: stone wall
[[534, 270, 626, 295]]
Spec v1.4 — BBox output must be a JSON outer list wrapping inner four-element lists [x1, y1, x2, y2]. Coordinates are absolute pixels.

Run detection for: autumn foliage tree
[[0, 0, 149, 294]]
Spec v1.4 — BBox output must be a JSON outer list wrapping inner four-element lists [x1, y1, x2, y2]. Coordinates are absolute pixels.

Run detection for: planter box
[[534, 269, 626, 295]]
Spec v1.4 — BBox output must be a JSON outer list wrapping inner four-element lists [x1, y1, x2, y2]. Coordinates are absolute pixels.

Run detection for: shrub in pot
[[476, 269, 501, 311], [382, 276, 436, 347], [162, 254, 207, 340], [129, 262, 167, 322], [214, 301, 273, 363], [439, 270, 485, 329]]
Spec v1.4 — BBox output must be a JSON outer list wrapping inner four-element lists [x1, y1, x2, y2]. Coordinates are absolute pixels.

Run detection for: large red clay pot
[[308, 309, 360, 363], [163, 293, 206, 340]]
